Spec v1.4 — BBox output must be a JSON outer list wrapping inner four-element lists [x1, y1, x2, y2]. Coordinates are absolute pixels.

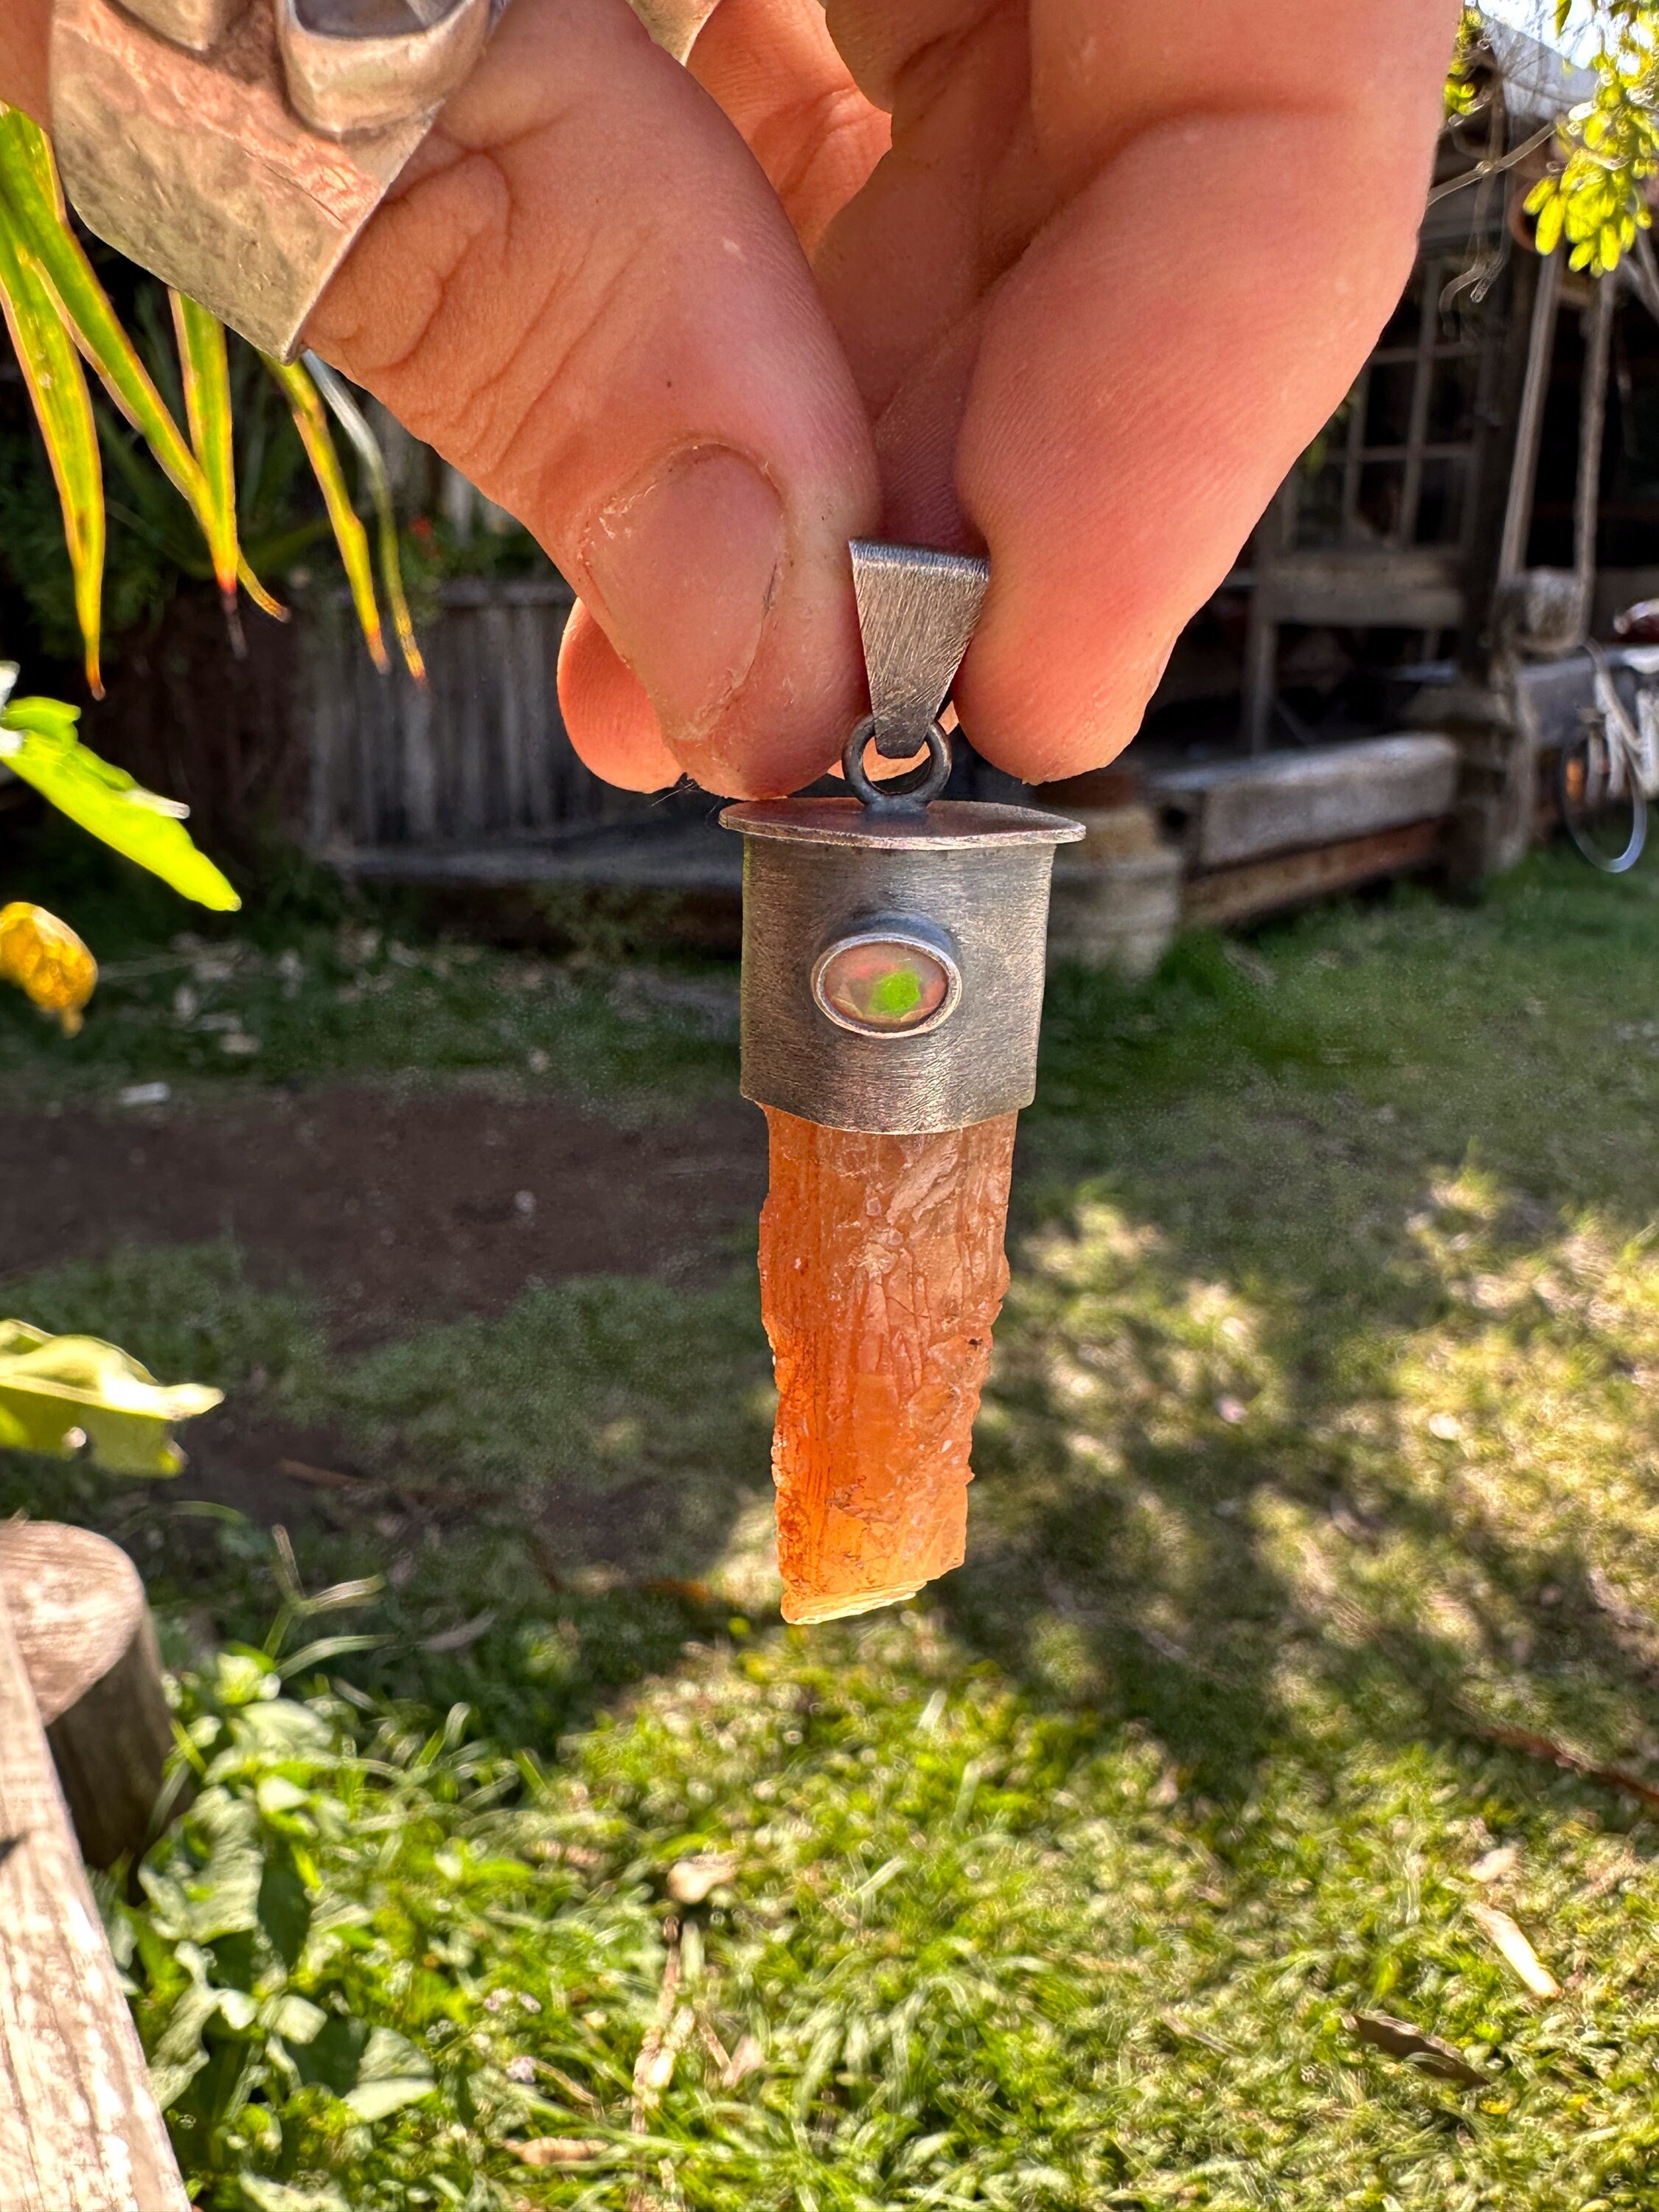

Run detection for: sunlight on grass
[[7, 854, 1659, 2205]]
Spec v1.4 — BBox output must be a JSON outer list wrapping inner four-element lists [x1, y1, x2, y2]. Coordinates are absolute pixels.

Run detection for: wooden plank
[[1151, 734, 1459, 869], [520, 600, 556, 830], [456, 605, 490, 835], [1183, 818, 1446, 928], [0, 1579, 187, 2212]]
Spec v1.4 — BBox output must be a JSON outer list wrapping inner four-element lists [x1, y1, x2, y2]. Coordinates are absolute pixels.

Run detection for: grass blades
[[302, 353, 426, 684], [0, 688, 240, 911], [264, 354, 390, 674], [0, 213, 105, 695]]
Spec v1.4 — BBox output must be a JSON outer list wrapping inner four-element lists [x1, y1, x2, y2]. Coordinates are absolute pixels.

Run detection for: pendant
[[722, 543, 1082, 1624]]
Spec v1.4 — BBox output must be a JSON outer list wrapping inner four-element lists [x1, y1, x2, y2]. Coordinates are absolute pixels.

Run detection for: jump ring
[[841, 717, 953, 812]]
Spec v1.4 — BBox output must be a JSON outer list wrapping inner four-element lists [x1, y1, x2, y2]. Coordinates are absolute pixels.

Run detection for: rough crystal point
[[759, 1107, 1018, 1625]]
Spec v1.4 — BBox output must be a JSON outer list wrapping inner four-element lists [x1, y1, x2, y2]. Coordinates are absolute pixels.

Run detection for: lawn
[[5, 838, 1659, 2210]]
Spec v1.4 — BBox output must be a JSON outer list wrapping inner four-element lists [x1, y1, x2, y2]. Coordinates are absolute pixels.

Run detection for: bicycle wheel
[[1558, 720, 1648, 873]]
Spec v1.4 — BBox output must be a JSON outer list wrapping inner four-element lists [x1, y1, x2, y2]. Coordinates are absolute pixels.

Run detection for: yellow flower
[[0, 901, 96, 1034]]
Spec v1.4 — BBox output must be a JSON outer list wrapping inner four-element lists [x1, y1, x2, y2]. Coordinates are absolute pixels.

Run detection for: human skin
[[2, 0, 1459, 798]]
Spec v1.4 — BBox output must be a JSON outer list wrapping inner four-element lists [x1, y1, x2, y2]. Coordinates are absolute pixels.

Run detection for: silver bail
[[851, 541, 990, 760]]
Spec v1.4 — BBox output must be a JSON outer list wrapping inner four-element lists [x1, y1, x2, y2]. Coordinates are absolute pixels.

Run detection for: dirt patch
[[3, 1084, 768, 1345]]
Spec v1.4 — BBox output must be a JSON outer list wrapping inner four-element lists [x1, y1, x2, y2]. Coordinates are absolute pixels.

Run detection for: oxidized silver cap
[[721, 543, 1082, 1135], [723, 798, 1081, 1134]]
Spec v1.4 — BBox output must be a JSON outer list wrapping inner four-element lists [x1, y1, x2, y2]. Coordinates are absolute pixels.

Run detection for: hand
[[7, 1, 1459, 799]]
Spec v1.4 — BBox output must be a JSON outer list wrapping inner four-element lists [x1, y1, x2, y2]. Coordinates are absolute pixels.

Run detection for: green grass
[[10, 847, 1659, 2208], [0, 812, 737, 1106]]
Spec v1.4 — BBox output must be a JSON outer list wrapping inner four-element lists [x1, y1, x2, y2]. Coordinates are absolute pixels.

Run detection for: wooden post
[[1497, 247, 1562, 586], [0, 1572, 189, 2212], [1240, 487, 1293, 754], [1572, 274, 1615, 639], [0, 1525, 177, 1871]]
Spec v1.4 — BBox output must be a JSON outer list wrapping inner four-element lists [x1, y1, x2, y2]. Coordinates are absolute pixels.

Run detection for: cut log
[[0, 1573, 189, 2211], [0, 1524, 175, 1871], [1151, 734, 1460, 871]]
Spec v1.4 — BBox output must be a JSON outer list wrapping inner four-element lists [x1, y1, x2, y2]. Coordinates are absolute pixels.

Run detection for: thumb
[[309, 0, 878, 798]]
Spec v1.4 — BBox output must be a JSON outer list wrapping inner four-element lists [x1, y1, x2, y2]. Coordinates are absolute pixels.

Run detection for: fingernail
[[580, 447, 785, 745]]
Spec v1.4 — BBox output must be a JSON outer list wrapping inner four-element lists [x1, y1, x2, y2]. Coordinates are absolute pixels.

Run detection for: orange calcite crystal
[[759, 1107, 1018, 1624]]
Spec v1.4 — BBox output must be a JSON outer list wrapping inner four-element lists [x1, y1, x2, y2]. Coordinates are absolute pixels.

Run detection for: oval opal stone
[[815, 937, 954, 1034]]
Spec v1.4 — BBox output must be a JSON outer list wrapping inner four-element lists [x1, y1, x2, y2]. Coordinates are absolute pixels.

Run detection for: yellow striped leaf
[[0, 109, 207, 526], [170, 290, 241, 617], [0, 213, 105, 695], [302, 354, 426, 683], [263, 353, 389, 672]]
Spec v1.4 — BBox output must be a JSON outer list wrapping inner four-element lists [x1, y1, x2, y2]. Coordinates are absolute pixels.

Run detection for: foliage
[[0, 898, 95, 1030], [0, 1316, 218, 1472], [1487, 4, 1659, 274], [1, 681, 239, 911], [0, 103, 428, 1010], [0, 103, 411, 688]]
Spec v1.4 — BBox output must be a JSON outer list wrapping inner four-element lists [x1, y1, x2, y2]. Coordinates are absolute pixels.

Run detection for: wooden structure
[[1234, 24, 1601, 756], [305, 577, 637, 852], [282, 22, 1648, 951], [0, 1526, 186, 2211]]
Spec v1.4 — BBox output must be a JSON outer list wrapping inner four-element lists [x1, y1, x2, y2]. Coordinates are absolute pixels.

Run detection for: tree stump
[[0, 1563, 189, 2210], [0, 1523, 176, 1871]]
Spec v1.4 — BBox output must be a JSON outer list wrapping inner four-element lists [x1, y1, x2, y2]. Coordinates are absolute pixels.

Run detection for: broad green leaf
[[257, 1851, 314, 1973], [0, 900, 97, 1033], [302, 355, 426, 683], [341, 2026, 435, 2122], [0, 209, 104, 692], [147, 1980, 219, 2110], [239, 2178, 349, 2212], [0, 687, 240, 910], [0, 1316, 222, 1475], [265, 1992, 327, 2047], [263, 355, 389, 672]]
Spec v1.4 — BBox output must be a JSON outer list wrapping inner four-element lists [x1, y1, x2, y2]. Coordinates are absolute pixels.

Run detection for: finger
[[689, 0, 889, 254], [0, 0, 49, 119], [557, 599, 683, 790], [820, 0, 1459, 780], [308, 0, 879, 798]]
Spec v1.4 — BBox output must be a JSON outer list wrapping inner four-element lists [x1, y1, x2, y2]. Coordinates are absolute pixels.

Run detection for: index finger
[[832, 0, 1461, 781]]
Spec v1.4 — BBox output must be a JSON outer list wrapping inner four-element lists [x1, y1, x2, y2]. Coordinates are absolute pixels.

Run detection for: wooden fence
[[301, 578, 658, 855]]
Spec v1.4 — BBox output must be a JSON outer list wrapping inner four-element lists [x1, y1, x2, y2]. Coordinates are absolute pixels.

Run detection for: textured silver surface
[[53, 0, 437, 360], [723, 798, 1079, 852], [278, 0, 490, 137], [119, 0, 252, 52], [55, 0, 708, 361], [852, 542, 990, 759], [724, 801, 1081, 1134]]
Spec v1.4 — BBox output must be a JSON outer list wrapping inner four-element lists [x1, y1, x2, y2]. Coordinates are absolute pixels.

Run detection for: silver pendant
[[721, 543, 1082, 1135]]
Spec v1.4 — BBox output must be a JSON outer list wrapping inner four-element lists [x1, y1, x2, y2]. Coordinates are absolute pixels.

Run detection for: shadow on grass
[[934, 860, 1659, 1801]]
